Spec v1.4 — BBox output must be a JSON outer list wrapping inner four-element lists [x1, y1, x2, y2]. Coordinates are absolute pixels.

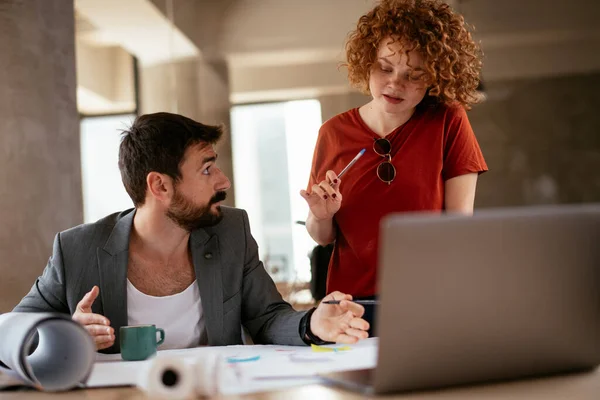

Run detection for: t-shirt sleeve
[[442, 106, 488, 181]]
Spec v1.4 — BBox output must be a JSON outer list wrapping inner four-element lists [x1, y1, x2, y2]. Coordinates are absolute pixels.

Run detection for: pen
[[336, 148, 366, 180], [322, 299, 378, 305]]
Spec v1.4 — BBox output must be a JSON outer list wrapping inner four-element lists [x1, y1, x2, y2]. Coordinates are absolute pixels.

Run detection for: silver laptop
[[320, 204, 600, 394]]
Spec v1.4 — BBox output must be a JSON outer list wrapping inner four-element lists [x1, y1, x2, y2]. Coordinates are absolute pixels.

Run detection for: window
[[231, 100, 321, 282], [80, 114, 135, 223]]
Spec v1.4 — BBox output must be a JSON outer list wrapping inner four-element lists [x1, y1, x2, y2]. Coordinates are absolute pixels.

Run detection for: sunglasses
[[373, 138, 396, 184]]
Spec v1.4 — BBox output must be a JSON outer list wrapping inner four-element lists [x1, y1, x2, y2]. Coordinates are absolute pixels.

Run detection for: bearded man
[[13, 112, 369, 353]]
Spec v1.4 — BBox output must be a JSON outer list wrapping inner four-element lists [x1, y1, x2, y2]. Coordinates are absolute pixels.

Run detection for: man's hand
[[309, 291, 370, 344], [72, 286, 114, 350]]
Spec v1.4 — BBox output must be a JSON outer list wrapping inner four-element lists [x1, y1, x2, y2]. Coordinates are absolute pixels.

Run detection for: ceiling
[[74, 0, 600, 110]]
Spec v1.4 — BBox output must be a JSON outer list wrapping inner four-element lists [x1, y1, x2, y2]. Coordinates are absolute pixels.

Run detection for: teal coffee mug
[[120, 324, 165, 361]]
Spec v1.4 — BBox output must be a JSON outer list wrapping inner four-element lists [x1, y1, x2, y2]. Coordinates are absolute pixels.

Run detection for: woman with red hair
[[301, 0, 488, 334]]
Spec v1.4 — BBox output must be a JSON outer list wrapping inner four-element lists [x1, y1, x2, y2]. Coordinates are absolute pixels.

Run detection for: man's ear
[[146, 172, 173, 204]]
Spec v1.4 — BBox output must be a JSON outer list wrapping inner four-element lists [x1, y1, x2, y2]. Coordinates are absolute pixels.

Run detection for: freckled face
[[368, 38, 430, 115]]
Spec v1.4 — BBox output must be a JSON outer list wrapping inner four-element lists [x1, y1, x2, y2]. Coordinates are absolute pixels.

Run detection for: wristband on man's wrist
[[299, 307, 333, 345]]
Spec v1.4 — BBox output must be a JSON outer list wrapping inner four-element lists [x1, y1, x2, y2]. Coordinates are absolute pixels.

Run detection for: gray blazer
[[13, 207, 307, 353]]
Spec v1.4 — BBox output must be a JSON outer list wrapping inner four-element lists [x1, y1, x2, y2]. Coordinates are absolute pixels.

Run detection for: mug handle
[[156, 328, 165, 346]]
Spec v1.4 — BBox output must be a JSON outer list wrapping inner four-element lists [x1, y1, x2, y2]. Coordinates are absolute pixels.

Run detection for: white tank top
[[126, 279, 204, 350]]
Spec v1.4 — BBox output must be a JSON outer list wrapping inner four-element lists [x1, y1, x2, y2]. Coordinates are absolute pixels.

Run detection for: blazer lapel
[[190, 229, 223, 345], [97, 209, 135, 353]]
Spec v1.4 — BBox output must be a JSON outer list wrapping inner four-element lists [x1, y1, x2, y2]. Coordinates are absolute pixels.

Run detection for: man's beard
[[166, 189, 227, 232]]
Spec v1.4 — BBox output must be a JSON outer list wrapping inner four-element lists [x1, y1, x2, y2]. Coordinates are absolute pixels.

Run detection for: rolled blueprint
[[138, 357, 195, 399], [0, 312, 95, 391]]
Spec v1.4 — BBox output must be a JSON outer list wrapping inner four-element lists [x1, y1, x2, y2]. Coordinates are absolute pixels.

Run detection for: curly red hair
[[344, 0, 483, 109]]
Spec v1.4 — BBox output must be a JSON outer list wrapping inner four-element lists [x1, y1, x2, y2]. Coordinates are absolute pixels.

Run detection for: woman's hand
[[300, 170, 342, 221]]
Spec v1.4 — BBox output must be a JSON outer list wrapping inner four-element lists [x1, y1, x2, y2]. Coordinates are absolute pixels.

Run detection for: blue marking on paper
[[227, 355, 261, 363]]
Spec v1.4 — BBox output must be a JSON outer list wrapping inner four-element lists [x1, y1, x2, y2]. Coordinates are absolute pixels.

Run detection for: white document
[[0, 312, 96, 391], [86, 338, 379, 395]]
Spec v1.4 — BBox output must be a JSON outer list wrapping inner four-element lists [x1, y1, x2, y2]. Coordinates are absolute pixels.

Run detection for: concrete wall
[[0, 0, 82, 312], [472, 72, 600, 208], [76, 41, 135, 114]]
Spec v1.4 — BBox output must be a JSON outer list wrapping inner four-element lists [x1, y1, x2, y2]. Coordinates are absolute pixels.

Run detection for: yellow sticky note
[[311, 344, 352, 353]]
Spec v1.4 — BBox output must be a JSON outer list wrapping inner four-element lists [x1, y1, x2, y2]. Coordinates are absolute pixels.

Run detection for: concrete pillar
[[0, 0, 82, 312]]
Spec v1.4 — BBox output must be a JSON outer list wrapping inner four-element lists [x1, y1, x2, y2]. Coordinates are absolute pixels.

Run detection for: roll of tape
[[194, 350, 222, 397], [138, 357, 195, 399]]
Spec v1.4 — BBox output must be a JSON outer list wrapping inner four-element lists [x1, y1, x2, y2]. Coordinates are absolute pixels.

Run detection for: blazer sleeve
[[13, 233, 70, 314], [239, 210, 308, 345]]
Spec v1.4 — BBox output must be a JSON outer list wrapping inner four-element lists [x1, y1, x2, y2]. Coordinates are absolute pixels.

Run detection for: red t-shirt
[[307, 103, 488, 297]]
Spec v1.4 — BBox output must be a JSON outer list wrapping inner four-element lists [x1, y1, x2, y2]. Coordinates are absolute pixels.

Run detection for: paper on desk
[[217, 338, 378, 395], [0, 312, 96, 391], [87, 337, 379, 395]]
